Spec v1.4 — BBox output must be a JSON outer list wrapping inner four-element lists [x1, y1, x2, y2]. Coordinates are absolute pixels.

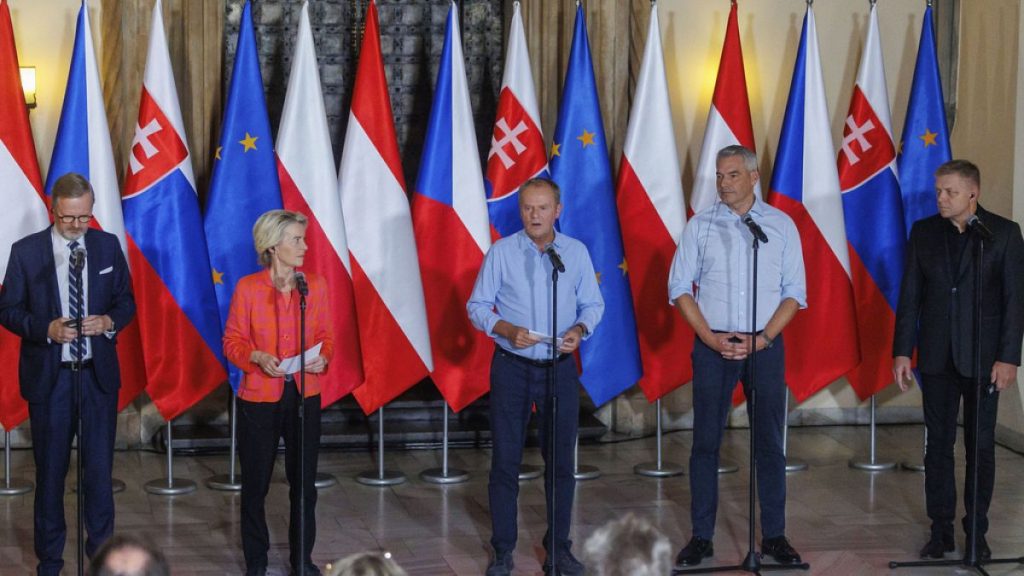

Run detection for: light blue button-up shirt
[[468, 230, 605, 360], [668, 196, 806, 333]]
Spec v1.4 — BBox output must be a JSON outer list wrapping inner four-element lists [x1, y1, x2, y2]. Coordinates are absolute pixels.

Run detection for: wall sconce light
[[19, 66, 36, 109]]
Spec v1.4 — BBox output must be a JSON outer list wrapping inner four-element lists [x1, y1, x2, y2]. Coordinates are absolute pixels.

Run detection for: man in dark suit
[[0, 173, 135, 576], [893, 160, 1024, 561]]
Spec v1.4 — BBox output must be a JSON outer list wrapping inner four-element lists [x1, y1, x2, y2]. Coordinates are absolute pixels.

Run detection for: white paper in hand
[[278, 342, 323, 375], [528, 330, 564, 348]]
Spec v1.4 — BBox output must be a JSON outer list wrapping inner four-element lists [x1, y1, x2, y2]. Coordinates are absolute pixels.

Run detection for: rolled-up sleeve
[[572, 247, 604, 338], [779, 218, 807, 308], [467, 248, 502, 338], [667, 220, 699, 303]]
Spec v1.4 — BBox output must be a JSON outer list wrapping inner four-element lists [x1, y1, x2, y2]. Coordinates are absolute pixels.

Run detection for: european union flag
[[551, 5, 642, 406], [897, 4, 951, 234], [203, 1, 282, 391]]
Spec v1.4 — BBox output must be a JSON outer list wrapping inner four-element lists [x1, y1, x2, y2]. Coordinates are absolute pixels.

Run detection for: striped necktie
[[68, 240, 84, 360]]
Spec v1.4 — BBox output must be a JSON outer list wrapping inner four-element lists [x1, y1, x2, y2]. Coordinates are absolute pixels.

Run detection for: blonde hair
[[324, 552, 406, 576], [252, 209, 308, 268]]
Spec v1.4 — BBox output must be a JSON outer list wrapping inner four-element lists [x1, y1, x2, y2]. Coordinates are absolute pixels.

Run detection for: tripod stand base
[[848, 459, 897, 471], [573, 465, 600, 481], [889, 555, 1024, 570], [314, 473, 337, 489], [355, 470, 406, 486], [0, 479, 32, 495], [420, 467, 469, 484], [519, 464, 542, 481], [634, 461, 684, 477], [785, 459, 809, 472], [205, 474, 242, 491], [900, 460, 926, 472], [144, 478, 197, 496]]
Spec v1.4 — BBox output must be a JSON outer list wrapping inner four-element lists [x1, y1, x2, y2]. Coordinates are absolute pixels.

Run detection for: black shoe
[[542, 549, 585, 576], [918, 531, 955, 559], [762, 536, 802, 565], [965, 534, 991, 561], [486, 550, 514, 576], [675, 537, 714, 567]]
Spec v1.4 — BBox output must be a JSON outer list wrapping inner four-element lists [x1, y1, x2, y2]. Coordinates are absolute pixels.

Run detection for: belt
[[496, 346, 571, 368], [60, 360, 93, 372]]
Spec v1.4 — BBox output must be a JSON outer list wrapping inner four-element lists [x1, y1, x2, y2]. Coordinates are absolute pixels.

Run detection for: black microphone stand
[[889, 223, 1024, 574], [297, 277, 309, 573], [71, 255, 86, 576], [545, 258, 559, 576], [676, 224, 809, 575]]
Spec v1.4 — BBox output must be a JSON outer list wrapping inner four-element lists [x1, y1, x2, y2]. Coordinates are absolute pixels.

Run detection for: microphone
[[69, 246, 86, 273], [294, 272, 309, 297], [742, 214, 769, 244], [544, 244, 566, 273], [967, 214, 993, 240]]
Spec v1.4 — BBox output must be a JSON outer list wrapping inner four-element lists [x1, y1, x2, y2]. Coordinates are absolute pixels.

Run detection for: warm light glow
[[19, 66, 36, 108]]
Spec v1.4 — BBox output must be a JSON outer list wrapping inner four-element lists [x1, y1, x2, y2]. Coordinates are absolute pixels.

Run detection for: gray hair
[[935, 159, 981, 189], [51, 173, 94, 205], [324, 552, 407, 576], [582, 514, 672, 576], [519, 177, 561, 205], [717, 145, 759, 172], [252, 209, 308, 268]]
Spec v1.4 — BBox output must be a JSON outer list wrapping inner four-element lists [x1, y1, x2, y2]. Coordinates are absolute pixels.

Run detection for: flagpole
[[421, 401, 468, 484], [145, 420, 197, 495], [206, 393, 242, 491], [573, 437, 600, 480], [849, 396, 896, 471], [0, 430, 32, 496], [634, 398, 684, 477], [784, 389, 808, 472], [901, 427, 926, 472], [356, 407, 405, 486]]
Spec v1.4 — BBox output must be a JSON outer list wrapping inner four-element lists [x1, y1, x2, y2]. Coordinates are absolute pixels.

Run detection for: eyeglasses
[[55, 214, 93, 224]]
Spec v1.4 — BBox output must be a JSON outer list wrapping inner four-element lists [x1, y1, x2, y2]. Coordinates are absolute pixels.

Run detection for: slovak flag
[[0, 0, 50, 430], [412, 3, 493, 412], [277, 1, 363, 408], [484, 1, 547, 238], [339, 1, 433, 415], [690, 0, 761, 214], [122, 0, 226, 421], [46, 1, 148, 411], [767, 4, 860, 402], [839, 3, 907, 400]]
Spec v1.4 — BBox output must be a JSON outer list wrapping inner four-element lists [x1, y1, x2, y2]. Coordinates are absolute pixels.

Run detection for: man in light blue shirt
[[668, 146, 806, 568], [468, 178, 603, 576]]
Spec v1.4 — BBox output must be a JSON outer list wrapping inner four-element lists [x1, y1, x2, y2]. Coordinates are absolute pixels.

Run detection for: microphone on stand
[[70, 246, 87, 273], [294, 271, 309, 297], [967, 214, 993, 240], [544, 244, 566, 273], [742, 214, 769, 244]]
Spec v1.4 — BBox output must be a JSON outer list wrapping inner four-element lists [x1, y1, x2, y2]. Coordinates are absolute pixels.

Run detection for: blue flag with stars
[[551, 5, 642, 406], [203, 1, 282, 391], [897, 4, 951, 234]]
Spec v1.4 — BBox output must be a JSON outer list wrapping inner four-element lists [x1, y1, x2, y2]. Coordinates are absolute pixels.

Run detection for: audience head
[[89, 534, 169, 576], [582, 513, 672, 576]]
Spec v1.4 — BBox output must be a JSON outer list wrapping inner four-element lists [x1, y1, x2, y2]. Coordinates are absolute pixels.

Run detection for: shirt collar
[[515, 229, 566, 252], [727, 195, 766, 219]]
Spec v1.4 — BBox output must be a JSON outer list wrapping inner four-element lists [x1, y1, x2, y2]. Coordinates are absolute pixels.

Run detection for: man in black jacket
[[893, 160, 1024, 560]]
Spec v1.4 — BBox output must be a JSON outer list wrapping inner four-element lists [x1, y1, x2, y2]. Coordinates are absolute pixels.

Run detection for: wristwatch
[[762, 333, 774, 349]]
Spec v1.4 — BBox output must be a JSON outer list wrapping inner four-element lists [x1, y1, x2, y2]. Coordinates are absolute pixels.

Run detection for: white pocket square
[[99, 266, 113, 275]]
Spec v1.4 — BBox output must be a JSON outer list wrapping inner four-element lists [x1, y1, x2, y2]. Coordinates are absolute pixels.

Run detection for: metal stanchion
[[901, 426, 926, 472], [207, 394, 242, 491], [519, 463, 542, 481], [356, 407, 405, 486], [145, 420, 197, 495], [573, 437, 600, 480], [421, 402, 468, 484], [0, 430, 32, 496], [849, 396, 896, 471], [784, 389, 808, 472], [634, 399, 684, 477]]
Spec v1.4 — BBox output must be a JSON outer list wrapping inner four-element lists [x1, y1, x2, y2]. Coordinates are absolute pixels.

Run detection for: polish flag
[[411, 4, 493, 412], [277, 1, 363, 408], [339, 1, 432, 414], [0, 0, 49, 430], [839, 4, 906, 400], [616, 4, 693, 401], [483, 1, 547, 238], [767, 4, 860, 402], [690, 0, 761, 214], [46, 2, 147, 411]]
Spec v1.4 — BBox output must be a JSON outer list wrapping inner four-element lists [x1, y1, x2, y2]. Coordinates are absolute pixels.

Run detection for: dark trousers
[[689, 337, 787, 540], [238, 382, 321, 574], [28, 365, 117, 576], [488, 348, 580, 555], [920, 372, 998, 538]]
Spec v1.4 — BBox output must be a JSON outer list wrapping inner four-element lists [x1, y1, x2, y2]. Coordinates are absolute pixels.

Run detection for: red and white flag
[[339, 1, 432, 414], [277, 1, 364, 408], [0, 0, 49, 430], [690, 0, 760, 214], [616, 4, 693, 401]]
